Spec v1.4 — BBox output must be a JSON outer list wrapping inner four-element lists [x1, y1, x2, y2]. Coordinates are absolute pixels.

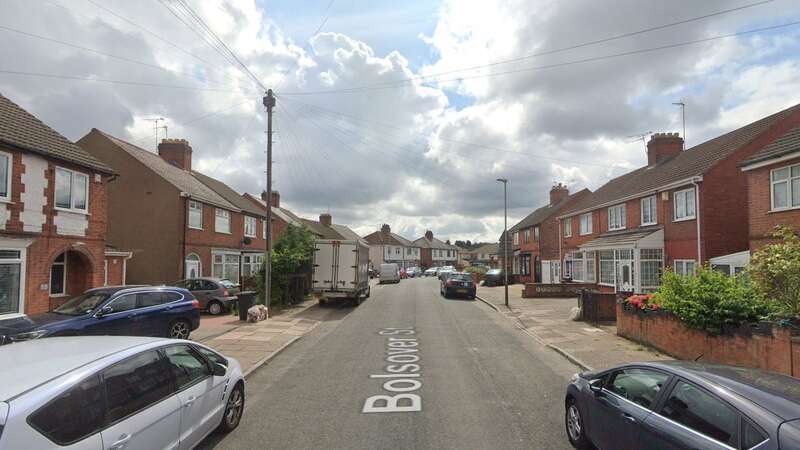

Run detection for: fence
[[579, 290, 617, 323]]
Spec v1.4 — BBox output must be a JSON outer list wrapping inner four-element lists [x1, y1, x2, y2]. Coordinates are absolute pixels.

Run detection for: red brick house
[[509, 183, 590, 284], [0, 94, 130, 319], [78, 130, 267, 285], [363, 224, 420, 270], [741, 125, 800, 252], [413, 231, 459, 269], [557, 103, 800, 293], [241, 190, 304, 245]]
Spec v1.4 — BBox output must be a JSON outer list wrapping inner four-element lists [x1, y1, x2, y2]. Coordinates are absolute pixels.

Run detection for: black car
[[440, 272, 476, 299], [0, 286, 201, 344], [483, 268, 507, 286], [565, 361, 800, 450]]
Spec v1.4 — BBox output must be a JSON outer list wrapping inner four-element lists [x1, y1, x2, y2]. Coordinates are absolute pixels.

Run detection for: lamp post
[[497, 178, 509, 307]]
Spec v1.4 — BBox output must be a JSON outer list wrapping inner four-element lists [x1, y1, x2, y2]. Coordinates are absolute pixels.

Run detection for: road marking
[[362, 327, 422, 413]]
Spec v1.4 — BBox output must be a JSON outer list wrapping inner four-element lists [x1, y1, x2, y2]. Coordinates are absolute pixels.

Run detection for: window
[[0, 151, 10, 200], [608, 204, 626, 230], [50, 252, 66, 295], [771, 164, 800, 210], [641, 195, 657, 225], [523, 229, 530, 244], [742, 421, 767, 449], [674, 260, 696, 277], [599, 250, 615, 285], [661, 380, 739, 447], [137, 292, 165, 308], [564, 218, 572, 237], [195, 345, 228, 367], [244, 216, 257, 237], [606, 368, 669, 410], [106, 294, 137, 313], [396, 247, 400, 255], [28, 374, 104, 445], [580, 213, 592, 235], [674, 188, 696, 220], [534, 226, 540, 241], [103, 351, 173, 424], [513, 232, 519, 245], [188, 201, 203, 229], [585, 251, 596, 283], [215, 209, 230, 234], [163, 345, 210, 390], [263, 220, 268, 239], [640, 249, 663, 289], [242, 254, 263, 277], [55, 167, 89, 212], [571, 252, 584, 281], [213, 253, 240, 281]]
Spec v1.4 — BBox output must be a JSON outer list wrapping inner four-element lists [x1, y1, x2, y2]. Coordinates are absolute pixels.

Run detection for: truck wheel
[[318, 298, 327, 306]]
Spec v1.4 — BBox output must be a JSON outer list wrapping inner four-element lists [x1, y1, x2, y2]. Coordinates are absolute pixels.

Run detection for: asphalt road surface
[[199, 277, 579, 450]]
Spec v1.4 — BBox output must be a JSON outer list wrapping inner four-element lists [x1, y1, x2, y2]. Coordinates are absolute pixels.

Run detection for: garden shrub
[[464, 265, 487, 281], [255, 224, 315, 307], [749, 225, 800, 319]]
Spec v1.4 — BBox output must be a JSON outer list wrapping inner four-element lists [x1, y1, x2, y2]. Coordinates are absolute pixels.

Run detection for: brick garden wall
[[617, 302, 800, 377]]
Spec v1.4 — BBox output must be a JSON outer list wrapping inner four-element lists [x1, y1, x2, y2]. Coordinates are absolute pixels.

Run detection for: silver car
[[0, 336, 245, 449]]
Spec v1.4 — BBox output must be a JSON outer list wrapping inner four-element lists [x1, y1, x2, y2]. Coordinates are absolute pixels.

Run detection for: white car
[[0, 336, 245, 450]]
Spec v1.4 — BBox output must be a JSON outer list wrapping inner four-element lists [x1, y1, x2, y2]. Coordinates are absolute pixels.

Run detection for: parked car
[[172, 277, 239, 315], [406, 267, 420, 278], [438, 266, 456, 281], [0, 336, 245, 449], [0, 286, 201, 344], [440, 272, 476, 299], [564, 361, 800, 450], [379, 263, 401, 284], [424, 267, 439, 277], [483, 269, 508, 286]]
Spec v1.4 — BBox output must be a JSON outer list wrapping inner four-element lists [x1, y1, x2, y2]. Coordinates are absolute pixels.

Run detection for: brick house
[[413, 231, 459, 269], [363, 224, 420, 270], [0, 94, 130, 319], [508, 183, 590, 284], [241, 190, 304, 245], [557, 102, 800, 293], [77, 130, 267, 285], [741, 125, 800, 253], [473, 243, 499, 267]]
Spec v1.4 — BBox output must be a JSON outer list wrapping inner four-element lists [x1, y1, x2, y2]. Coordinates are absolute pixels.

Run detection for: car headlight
[[10, 330, 48, 341]]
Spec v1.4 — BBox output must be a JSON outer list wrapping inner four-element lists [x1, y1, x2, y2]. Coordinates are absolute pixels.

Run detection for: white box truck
[[312, 239, 370, 305]]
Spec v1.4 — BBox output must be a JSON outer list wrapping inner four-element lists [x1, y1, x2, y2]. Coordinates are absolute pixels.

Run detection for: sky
[[1, 0, 800, 243]]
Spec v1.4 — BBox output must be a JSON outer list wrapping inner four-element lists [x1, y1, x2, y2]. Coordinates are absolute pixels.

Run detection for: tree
[[254, 224, 315, 307], [750, 225, 800, 318]]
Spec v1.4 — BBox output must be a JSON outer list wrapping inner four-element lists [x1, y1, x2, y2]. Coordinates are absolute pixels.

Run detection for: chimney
[[425, 230, 433, 240], [158, 139, 192, 171], [320, 213, 332, 227], [270, 191, 280, 208], [647, 132, 683, 166], [549, 182, 569, 205], [381, 224, 391, 234]]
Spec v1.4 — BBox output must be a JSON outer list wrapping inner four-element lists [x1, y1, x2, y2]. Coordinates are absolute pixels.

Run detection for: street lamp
[[497, 178, 509, 307]]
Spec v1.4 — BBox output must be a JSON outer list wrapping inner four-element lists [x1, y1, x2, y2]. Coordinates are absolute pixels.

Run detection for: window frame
[[674, 259, 696, 277], [602, 366, 673, 411], [214, 208, 231, 234], [244, 216, 257, 238], [608, 204, 626, 231], [564, 217, 572, 237], [188, 201, 203, 230], [580, 213, 593, 235], [523, 228, 530, 244], [641, 195, 657, 226], [161, 344, 213, 393], [54, 167, 90, 214], [770, 163, 800, 211], [674, 187, 697, 221], [50, 252, 67, 296], [534, 226, 540, 241], [0, 150, 12, 202], [513, 232, 519, 245], [26, 373, 105, 446]]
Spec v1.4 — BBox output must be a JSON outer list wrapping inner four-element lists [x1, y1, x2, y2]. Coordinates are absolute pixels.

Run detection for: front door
[[617, 261, 633, 292], [185, 260, 200, 279]]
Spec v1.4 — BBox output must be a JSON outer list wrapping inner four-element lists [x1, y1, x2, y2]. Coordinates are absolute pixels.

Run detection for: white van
[[379, 263, 400, 284]]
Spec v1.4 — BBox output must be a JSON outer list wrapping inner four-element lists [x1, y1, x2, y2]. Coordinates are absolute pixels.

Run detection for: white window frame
[[54, 167, 89, 214], [608, 204, 626, 231], [523, 229, 530, 244], [263, 220, 268, 239], [533, 226, 540, 241], [641, 195, 657, 226], [215, 208, 231, 234], [770, 164, 800, 211], [244, 216, 257, 238], [674, 259, 696, 276], [212, 250, 240, 281], [513, 232, 519, 245], [0, 245, 27, 318], [50, 252, 67, 296], [564, 218, 572, 237], [188, 200, 203, 230], [673, 188, 696, 221], [0, 150, 12, 202], [580, 213, 592, 235]]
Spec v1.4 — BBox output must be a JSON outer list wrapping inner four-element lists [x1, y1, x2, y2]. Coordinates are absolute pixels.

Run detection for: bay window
[[640, 249, 663, 290], [580, 213, 592, 235], [212, 252, 240, 281], [599, 250, 615, 285], [585, 251, 596, 283], [771, 164, 800, 210], [674, 188, 696, 220], [608, 204, 626, 230], [571, 252, 584, 281], [641, 196, 657, 225], [55, 167, 89, 212], [241, 254, 263, 277]]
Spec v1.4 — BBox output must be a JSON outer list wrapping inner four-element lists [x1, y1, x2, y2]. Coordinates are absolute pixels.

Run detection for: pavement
[[199, 277, 579, 450], [475, 284, 670, 371]]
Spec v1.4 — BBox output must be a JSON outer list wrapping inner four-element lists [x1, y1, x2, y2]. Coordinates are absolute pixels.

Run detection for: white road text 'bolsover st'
[[362, 327, 422, 413]]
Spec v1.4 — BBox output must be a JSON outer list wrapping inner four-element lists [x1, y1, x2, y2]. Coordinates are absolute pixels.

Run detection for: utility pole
[[673, 101, 686, 149], [263, 89, 276, 316], [497, 178, 509, 307]]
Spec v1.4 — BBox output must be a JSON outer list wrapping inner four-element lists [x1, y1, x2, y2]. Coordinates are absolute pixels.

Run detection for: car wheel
[[207, 300, 224, 315], [365, 286, 371, 298], [168, 319, 191, 339], [217, 383, 245, 433], [566, 398, 589, 449]]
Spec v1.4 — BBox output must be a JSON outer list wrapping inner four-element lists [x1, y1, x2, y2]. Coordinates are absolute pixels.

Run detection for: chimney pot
[[381, 224, 391, 234], [158, 138, 193, 171], [425, 230, 433, 240], [320, 213, 332, 227], [549, 182, 569, 205], [270, 191, 280, 208], [261, 190, 268, 202], [647, 132, 684, 165]]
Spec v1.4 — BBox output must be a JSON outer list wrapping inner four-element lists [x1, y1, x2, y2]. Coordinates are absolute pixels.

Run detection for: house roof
[[578, 226, 664, 251], [299, 218, 365, 243], [412, 235, 458, 250], [741, 126, 800, 167], [561, 103, 800, 217], [474, 243, 499, 254], [192, 172, 264, 217], [362, 230, 413, 247], [514, 189, 591, 231], [0, 94, 113, 174], [93, 130, 238, 210], [241, 193, 304, 226]]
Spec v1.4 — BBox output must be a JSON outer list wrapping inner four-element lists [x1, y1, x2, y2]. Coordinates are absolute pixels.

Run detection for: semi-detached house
[[363, 224, 420, 270], [557, 102, 800, 294], [0, 94, 130, 319], [413, 230, 459, 269], [78, 130, 267, 285]]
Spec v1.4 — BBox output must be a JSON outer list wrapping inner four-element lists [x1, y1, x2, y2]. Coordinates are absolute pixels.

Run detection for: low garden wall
[[617, 301, 800, 377], [579, 291, 617, 322], [522, 282, 596, 298]]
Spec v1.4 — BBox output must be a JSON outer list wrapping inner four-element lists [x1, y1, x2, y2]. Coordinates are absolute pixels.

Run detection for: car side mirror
[[212, 363, 227, 377], [589, 378, 603, 395], [96, 305, 113, 317]]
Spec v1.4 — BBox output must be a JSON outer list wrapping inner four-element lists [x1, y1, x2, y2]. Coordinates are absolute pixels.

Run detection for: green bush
[[653, 265, 774, 335], [464, 265, 487, 281], [255, 224, 315, 307], [749, 225, 800, 319]]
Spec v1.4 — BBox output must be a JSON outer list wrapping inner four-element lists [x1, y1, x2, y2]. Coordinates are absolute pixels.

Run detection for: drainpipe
[[558, 218, 562, 282], [692, 179, 702, 264], [180, 192, 189, 279]]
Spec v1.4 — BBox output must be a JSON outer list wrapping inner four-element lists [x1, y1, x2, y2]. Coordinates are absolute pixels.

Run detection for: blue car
[[0, 286, 201, 344]]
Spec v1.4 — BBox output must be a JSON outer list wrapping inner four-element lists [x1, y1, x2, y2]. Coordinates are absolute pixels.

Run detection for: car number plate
[[457, 288, 468, 293]]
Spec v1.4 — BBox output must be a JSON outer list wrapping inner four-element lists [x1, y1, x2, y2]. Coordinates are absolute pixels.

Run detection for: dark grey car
[[564, 361, 800, 450], [172, 277, 239, 315]]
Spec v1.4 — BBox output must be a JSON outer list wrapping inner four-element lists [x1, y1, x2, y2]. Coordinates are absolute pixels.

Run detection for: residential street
[[199, 278, 578, 450]]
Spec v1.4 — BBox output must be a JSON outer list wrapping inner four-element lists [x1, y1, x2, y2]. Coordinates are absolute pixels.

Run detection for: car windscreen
[[450, 274, 472, 282], [487, 269, 501, 275], [53, 292, 112, 315], [219, 279, 238, 289]]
